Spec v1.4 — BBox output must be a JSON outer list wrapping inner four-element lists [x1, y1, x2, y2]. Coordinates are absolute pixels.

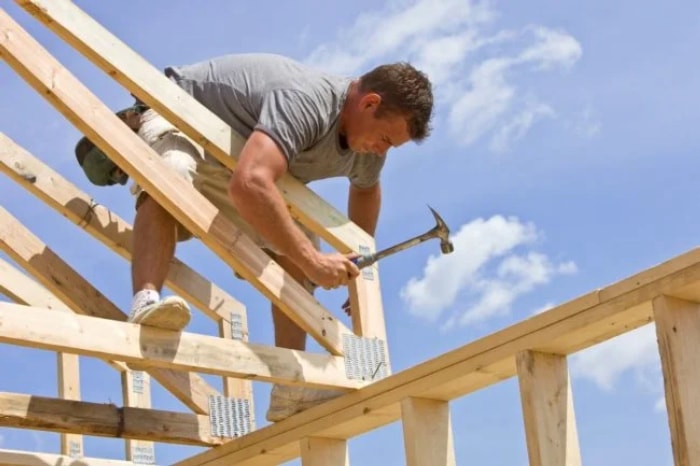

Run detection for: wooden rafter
[[0, 391, 223, 446], [0, 8, 353, 356], [0, 303, 361, 390], [0, 206, 222, 413], [14, 0, 389, 347], [0, 131, 248, 325], [175, 247, 700, 465], [0, 449, 134, 466], [1, 2, 698, 465]]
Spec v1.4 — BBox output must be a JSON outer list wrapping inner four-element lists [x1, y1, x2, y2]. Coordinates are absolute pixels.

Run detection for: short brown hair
[[359, 62, 434, 141]]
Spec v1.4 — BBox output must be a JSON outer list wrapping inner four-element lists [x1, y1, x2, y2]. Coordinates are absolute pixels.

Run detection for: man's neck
[[338, 80, 360, 150]]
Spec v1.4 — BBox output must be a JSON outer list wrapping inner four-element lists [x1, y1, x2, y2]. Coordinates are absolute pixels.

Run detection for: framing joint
[[343, 334, 389, 381], [208, 395, 252, 438]]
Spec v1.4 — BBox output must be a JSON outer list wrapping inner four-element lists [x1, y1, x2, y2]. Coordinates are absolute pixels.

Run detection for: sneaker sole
[[135, 297, 190, 331], [266, 406, 300, 422]]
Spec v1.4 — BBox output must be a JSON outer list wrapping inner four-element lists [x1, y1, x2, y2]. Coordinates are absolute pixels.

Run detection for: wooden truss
[[1, 1, 699, 465]]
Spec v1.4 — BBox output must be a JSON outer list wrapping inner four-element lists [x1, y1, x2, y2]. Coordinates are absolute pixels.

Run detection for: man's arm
[[229, 130, 358, 289], [348, 182, 381, 236]]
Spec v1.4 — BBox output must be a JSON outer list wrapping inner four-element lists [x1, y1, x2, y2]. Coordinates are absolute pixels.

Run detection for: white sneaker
[[128, 295, 191, 331], [266, 384, 344, 422]]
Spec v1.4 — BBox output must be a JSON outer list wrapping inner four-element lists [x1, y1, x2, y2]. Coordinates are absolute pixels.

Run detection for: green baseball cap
[[74, 136, 128, 186], [74, 104, 147, 186]]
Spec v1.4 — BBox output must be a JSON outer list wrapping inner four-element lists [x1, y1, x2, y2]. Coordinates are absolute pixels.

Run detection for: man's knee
[[135, 193, 193, 241]]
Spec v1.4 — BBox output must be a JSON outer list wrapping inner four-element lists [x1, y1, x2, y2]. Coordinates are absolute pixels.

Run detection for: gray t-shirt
[[165, 53, 385, 188]]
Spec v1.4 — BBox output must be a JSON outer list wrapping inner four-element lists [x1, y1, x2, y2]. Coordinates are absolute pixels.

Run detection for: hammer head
[[428, 206, 454, 254]]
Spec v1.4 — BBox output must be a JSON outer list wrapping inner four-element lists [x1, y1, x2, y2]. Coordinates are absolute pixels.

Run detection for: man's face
[[345, 93, 411, 156]]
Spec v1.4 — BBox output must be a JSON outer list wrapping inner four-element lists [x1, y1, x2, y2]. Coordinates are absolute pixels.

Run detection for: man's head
[[74, 105, 144, 186], [341, 62, 433, 156]]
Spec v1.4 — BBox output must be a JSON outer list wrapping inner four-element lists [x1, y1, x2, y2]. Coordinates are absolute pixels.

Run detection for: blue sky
[[1, 0, 699, 464]]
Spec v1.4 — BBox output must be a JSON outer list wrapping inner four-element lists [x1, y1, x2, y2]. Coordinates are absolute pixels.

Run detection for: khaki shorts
[[133, 110, 319, 254]]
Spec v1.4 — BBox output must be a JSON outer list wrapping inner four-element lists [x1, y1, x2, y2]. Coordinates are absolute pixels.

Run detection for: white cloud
[[570, 106, 602, 139], [518, 27, 582, 70], [489, 101, 555, 152], [571, 325, 660, 391], [304, 0, 582, 152], [400, 215, 576, 328], [531, 301, 555, 315], [306, 0, 493, 76], [655, 396, 666, 413], [448, 58, 515, 145]]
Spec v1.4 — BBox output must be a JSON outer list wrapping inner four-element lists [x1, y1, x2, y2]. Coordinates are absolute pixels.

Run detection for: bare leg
[[265, 253, 344, 422], [131, 195, 178, 293], [271, 253, 307, 350]]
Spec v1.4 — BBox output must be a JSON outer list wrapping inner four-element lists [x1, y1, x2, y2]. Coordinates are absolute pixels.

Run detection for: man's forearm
[[231, 175, 317, 267], [348, 183, 381, 237]]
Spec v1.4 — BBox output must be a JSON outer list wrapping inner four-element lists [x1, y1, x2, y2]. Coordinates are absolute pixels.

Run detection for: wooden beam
[[0, 10, 352, 356], [516, 351, 581, 466], [0, 448, 134, 466], [16, 0, 388, 353], [0, 131, 255, 411], [174, 247, 700, 466], [0, 131, 248, 324], [122, 369, 155, 463], [0, 256, 127, 375], [15, 0, 372, 253], [0, 391, 223, 446], [0, 206, 221, 413], [57, 352, 83, 458], [653, 295, 700, 466], [401, 397, 455, 466], [219, 318, 256, 429], [300, 437, 349, 466], [0, 303, 361, 390]]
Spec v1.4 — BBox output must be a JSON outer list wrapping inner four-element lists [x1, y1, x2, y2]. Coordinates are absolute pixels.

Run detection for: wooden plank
[[17, 0, 387, 354], [219, 317, 256, 429], [0, 10, 352, 356], [516, 351, 581, 466], [122, 370, 155, 463], [0, 256, 127, 375], [300, 437, 349, 466], [653, 295, 700, 466], [0, 206, 220, 413], [0, 448, 134, 466], [348, 267, 390, 370], [0, 391, 223, 446], [0, 131, 248, 324], [401, 397, 455, 466], [57, 352, 83, 458], [0, 131, 254, 418], [15, 0, 372, 253], [0, 303, 361, 390], [174, 247, 700, 466]]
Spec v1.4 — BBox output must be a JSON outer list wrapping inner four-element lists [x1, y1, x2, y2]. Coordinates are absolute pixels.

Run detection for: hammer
[[353, 206, 454, 269]]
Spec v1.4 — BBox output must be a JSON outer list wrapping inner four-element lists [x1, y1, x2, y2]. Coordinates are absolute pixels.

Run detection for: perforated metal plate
[[208, 395, 252, 437], [358, 245, 375, 281], [132, 445, 155, 464], [68, 440, 81, 458], [131, 370, 144, 394], [342, 334, 388, 381], [229, 312, 244, 340]]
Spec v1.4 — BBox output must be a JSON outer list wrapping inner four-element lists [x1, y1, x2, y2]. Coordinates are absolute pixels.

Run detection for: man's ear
[[360, 92, 382, 110]]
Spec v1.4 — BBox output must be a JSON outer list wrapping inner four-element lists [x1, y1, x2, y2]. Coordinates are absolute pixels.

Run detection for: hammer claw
[[354, 205, 453, 270]]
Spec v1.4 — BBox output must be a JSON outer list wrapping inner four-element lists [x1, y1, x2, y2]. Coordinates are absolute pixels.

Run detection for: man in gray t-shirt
[[81, 53, 433, 421]]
